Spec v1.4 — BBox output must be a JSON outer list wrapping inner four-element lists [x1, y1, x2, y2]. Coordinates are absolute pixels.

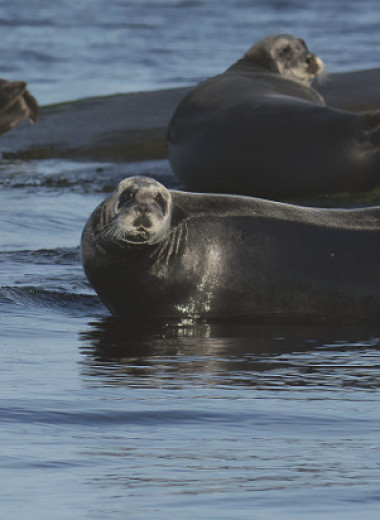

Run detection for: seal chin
[[124, 227, 152, 244]]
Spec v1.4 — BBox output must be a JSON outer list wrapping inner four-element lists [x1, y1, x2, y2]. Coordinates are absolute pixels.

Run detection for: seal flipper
[[362, 111, 380, 147], [0, 79, 39, 135], [0, 81, 27, 113], [23, 89, 39, 123]]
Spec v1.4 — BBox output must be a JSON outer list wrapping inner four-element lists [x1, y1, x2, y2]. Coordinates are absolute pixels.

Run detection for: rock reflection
[[79, 318, 380, 391]]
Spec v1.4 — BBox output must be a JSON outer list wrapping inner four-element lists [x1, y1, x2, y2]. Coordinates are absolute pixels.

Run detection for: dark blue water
[[1, 1, 380, 518], [1, 0, 380, 104]]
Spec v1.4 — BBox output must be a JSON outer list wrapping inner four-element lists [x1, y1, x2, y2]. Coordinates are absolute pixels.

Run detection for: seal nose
[[305, 53, 320, 74], [135, 204, 148, 215], [133, 205, 152, 228]]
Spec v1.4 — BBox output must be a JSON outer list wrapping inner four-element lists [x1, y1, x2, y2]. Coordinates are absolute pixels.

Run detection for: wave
[[0, 247, 81, 265], [0, 285, 105, 317], [0, 244, 106, 317], [0, 404, 237, 427]]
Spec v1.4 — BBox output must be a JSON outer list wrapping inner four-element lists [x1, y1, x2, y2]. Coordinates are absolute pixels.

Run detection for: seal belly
[[87, 217, 380, 321]]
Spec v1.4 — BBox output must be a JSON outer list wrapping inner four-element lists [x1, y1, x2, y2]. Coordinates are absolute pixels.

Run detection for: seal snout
[[305, 53, 323, 74], [133, 204, 153, 229]]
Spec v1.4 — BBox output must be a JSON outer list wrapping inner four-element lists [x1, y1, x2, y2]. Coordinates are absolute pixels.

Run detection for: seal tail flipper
[[23, 89, 39, 123], [0, 80, 27, 114], [0, 79, 39, 135]]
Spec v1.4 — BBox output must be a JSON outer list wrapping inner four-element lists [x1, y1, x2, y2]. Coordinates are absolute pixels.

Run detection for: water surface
[[1, 158, 380, 519], [1, 1, 380, 518], [1, 0, 379, 104]]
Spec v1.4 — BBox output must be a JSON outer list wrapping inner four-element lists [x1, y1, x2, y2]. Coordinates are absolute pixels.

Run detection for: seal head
[[229, 34, 324, 84], [100, 176, 172, 246]]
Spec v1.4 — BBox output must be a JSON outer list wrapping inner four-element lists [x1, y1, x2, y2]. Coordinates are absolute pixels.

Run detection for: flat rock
[[0, 69, 379, 162]]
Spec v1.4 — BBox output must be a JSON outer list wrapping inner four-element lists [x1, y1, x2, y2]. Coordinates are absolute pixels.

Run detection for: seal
[[0, 79, 38, 135], [168, 34, 380, 199], [81, 176, 380, 322]]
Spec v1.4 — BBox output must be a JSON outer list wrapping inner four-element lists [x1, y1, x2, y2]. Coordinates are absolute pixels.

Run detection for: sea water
[[1, 0, 380, 104], [1, 1, 380, 519]]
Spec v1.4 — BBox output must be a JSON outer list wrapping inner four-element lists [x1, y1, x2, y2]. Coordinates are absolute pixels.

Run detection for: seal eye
[[118, 188, 134, 209], [154, 192, 166, 212], [279, 44, 292, 56]]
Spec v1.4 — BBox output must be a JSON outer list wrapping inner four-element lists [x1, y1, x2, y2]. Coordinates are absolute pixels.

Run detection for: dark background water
[[1, 1, 380, 519], [1, 0, 380, 104]]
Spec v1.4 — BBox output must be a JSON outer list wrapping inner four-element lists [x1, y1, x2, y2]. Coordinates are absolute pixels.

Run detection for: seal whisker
[[99, 220, 127, 243], [315, 63, 328, 84]]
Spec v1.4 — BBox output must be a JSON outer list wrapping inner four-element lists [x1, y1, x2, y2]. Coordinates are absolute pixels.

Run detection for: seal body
[[81, 177, 380, 322], [168, 34, 380, 199], [0, 79, 38, 135]]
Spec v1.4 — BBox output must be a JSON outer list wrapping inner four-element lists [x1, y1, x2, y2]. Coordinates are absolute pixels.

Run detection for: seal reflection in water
[[81, 176, 380, 322], [0, 78, 38, 135], [168, 34, 380, 199]]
